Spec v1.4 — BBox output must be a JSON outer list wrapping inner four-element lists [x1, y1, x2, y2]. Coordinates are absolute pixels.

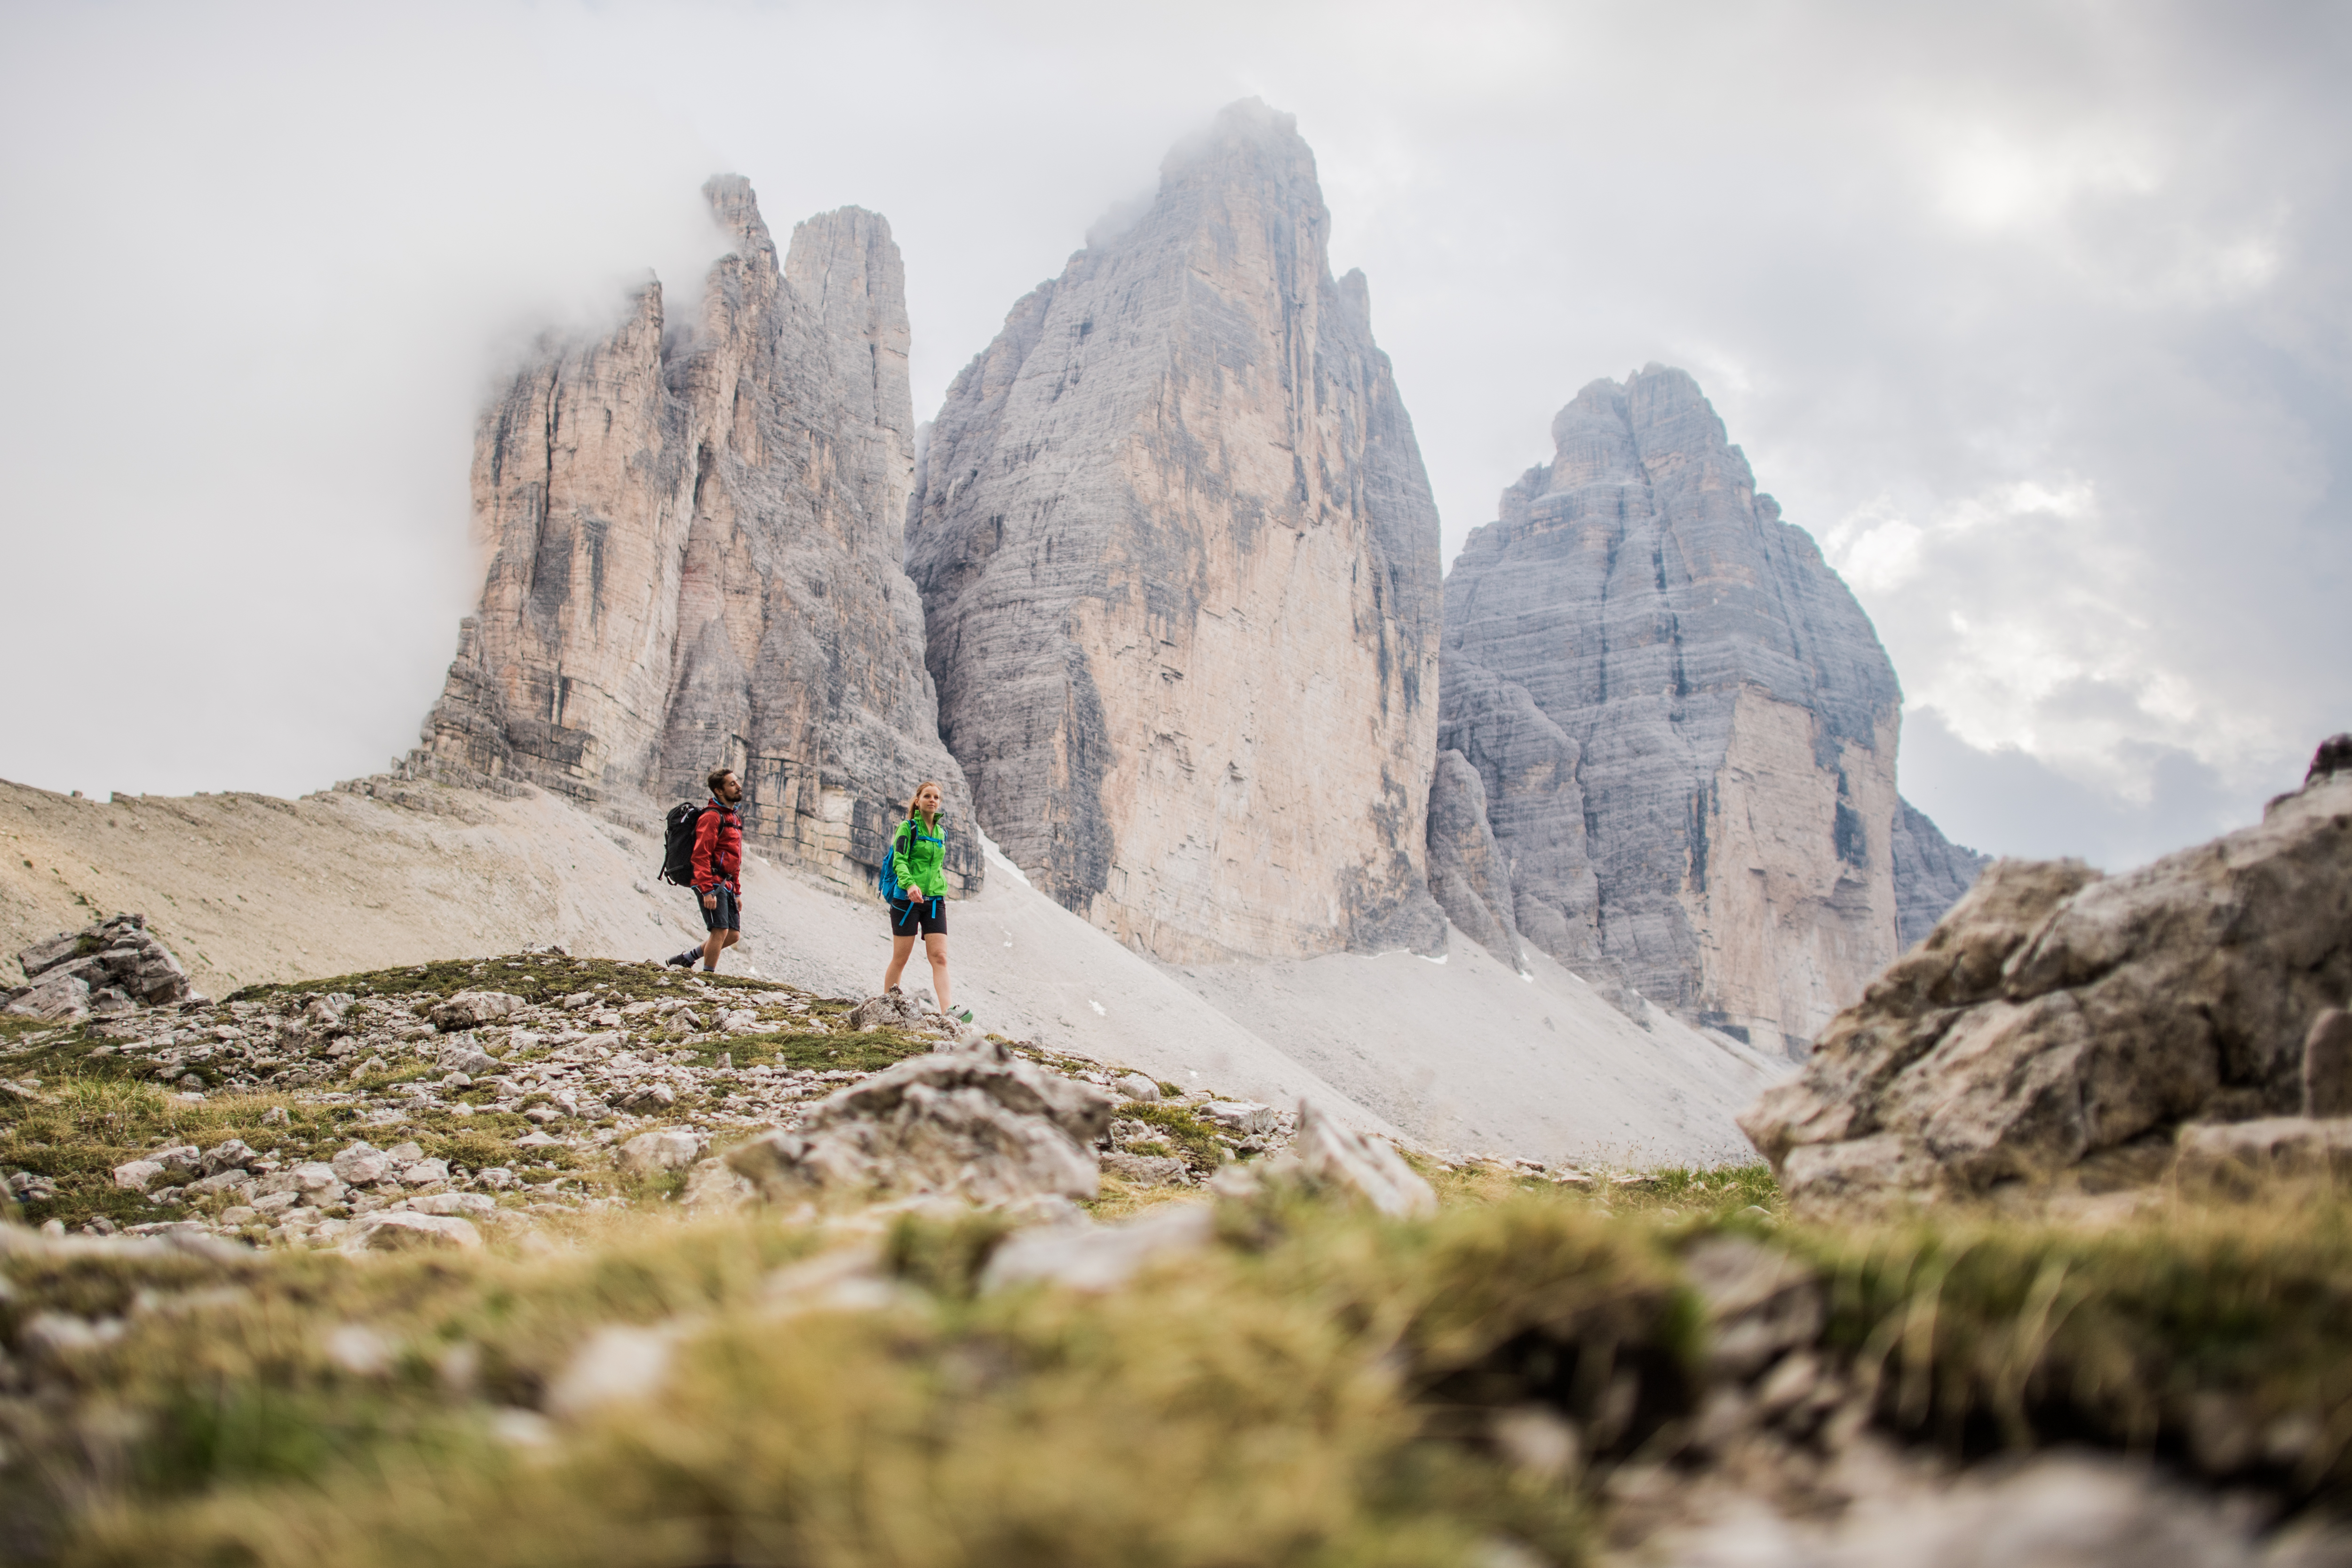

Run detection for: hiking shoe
[[665, 949, 697, 969], [953, 1008, 973, 1025]]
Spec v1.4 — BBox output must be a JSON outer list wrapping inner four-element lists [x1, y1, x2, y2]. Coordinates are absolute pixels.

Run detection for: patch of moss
[[226, 953, 800, 1010], [1120, 1101, 1228, 1175], [718, 1028, 933, 1074]]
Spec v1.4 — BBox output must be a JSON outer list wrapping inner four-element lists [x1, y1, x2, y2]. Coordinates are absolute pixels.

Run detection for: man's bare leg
[[702, 927, 738, 971]]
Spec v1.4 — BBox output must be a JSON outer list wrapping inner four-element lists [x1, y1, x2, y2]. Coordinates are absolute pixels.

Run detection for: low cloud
[[0, 0, 2342, 872]]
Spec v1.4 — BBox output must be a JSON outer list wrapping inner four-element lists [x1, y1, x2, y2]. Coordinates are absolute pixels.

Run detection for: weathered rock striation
[[1740, 738, 2352, 1216], [906, 100, 1443, 963], [725, 1037, 1118, 1207], [417, 178, 978, 894], [1890, 797, 1992, 950], [1433, 367, 1979, 1053], [8, 915, 191, 1020]]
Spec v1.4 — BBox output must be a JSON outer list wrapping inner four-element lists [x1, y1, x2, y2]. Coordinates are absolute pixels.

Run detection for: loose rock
[[1741, 748, 2352, 1216], [727, 1044, 1114, 1206], [619, 1129, 707, 1174], [1291, 1100, 1437, 1218], [349, 1212, 483, 1252], [431, 992, 526, 1031]]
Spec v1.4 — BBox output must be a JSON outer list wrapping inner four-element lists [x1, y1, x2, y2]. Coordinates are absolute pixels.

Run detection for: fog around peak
[[0, 0, 2344, 876]]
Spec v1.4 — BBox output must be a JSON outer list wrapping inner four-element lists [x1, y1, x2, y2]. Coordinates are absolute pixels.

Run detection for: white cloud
[[0, 0, 2344, 871]]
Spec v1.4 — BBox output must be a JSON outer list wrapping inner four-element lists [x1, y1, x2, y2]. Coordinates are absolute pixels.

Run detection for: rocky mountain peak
[[907, 105, 1443, 963], [416, 176, 977, 895], [1430, 366, 1981, 1055]]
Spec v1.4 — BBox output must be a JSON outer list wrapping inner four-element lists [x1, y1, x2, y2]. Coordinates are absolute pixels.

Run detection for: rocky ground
[[6, 877, 2352, 1565], [3, 942, 1406, 1256], [0, 771, 1783, 1170]]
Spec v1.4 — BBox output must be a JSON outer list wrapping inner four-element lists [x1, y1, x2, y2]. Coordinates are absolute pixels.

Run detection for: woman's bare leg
[[882, 932, 916, 993], [925, 932, 952, 1013]]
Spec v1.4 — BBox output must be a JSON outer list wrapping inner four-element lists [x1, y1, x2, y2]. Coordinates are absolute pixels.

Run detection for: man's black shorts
[[700, 886, 741, 932], [889, 896, 946, 937]]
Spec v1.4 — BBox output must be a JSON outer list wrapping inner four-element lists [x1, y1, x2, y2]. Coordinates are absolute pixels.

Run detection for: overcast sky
[[2, 0, 2345, 871]]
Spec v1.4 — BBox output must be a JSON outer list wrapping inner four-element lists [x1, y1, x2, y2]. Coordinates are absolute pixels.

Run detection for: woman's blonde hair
[[908, 780, 946, 824]]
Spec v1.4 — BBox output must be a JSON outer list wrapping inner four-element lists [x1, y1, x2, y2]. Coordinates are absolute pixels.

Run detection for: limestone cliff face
[[1890, 797, 1991, 950], [420, 178, 978, 893], [906, 100, 1443, 962], [1434, 366, 1977, 1054]]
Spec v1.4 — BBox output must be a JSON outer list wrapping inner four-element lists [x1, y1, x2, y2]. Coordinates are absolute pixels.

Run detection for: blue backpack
[[876, 819, 941, 902]]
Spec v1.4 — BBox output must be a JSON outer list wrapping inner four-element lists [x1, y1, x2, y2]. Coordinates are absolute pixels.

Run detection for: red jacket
[[691, 799, 742, 894]]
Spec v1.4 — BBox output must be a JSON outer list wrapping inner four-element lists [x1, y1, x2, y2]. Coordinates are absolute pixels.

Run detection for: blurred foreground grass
[[4, 1164, 2350, 1567]]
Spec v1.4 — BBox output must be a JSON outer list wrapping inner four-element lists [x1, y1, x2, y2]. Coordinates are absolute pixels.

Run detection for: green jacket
[[889, 816, 948, 900]]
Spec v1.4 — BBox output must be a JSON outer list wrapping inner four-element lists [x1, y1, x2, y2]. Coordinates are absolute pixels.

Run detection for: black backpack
[[659, 802, 708, 886]]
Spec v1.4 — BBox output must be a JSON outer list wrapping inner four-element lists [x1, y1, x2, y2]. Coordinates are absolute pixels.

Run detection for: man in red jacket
[[667, 767, 745, 972]]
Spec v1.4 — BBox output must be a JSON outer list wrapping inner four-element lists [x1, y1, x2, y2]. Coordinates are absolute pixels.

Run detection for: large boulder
[[726, 1043, 1115, 1206], [1740, 739, 2352, 1215], [430, 992, 526, 1031], [9, 913, 191, 1015]]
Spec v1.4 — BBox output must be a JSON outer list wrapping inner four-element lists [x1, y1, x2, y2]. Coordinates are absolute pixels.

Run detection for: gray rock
[[349, 1212, 482, 1252], [5, 1170, 57, 1202], [1111, 1072, 1160, 1103], [2304, 1008, 2352, 1117], [906, 99, 1443, 964], [11, 914, 191, 1008], [111, 1158, 167, 1193], [727, 1047, 1114, 1206], [545, 1324, 678, 1418], [1424, 746, 1527, 968], [1292, 1099, 1436, 1218], [618, 1129, 706, 1174], [15, 930, 86, 979], [197, 1139, 255, 1177], [848, 989, 927, 1033], [398, 1159, 451, 1187], [258, 1162, 345, 1205], [1644, 1452, 2266, 1568], [430, 992, 524, 1032], [1100, 1151, 1189, 1186], [1201, 1100, 1275, 1135], [183, 1169, 254, 1200], [331, 1142, 390, 1185], [407, 1192, 496, 1218], [1682, 1235, 1825, 1382], [416, 178, 977, 899], [1891, 796, 1992, 950], [6, 971, 90, 1020], [978, 1203, 1216, 1294], [1436, 368, 1979, 1052], [681, 1155, 755, 1210], [2176, 1117, 2352, 1194], [1741, 753, 2352, 1215]]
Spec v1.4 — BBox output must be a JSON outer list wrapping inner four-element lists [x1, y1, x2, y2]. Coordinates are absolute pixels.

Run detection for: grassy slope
[[1, 1181, 2347, 1565], [6, 955, 2352, 1565]]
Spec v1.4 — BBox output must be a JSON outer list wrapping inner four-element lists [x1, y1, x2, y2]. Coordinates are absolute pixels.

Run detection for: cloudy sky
[[2, 0, 2344, 870]]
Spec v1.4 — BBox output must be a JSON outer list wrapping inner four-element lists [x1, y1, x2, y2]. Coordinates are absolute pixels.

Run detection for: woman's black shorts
[[889, 896, 947, 937]]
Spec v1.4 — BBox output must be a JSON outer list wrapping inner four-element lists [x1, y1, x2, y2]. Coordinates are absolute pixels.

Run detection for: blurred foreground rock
[[1741, 736, 2352, 1216]]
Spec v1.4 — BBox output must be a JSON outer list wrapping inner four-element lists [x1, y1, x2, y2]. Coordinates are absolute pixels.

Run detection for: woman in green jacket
[[881, 780, 969, 1022]]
